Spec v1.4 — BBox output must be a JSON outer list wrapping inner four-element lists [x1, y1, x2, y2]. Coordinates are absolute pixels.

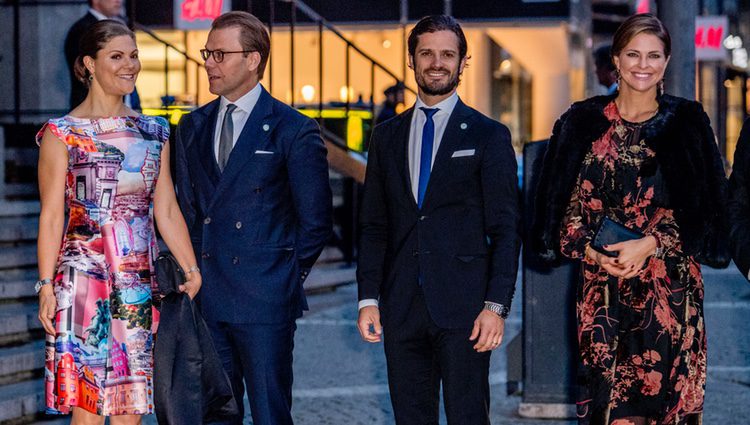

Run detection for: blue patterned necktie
[[417, 107, 439, 209]]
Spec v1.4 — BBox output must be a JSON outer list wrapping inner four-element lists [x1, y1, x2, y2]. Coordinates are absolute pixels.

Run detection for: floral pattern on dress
[[560, 101, 705, 425], [37, 115, 168, 416]]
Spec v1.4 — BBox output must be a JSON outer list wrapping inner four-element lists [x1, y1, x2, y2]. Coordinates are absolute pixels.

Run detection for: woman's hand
[[605, 235, 658, 279], [38, 284, 57, 335], [179, 271, 202, 300], [585, 244, 626, 276]]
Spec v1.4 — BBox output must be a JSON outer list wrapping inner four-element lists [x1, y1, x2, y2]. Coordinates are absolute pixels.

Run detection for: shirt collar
[[414, 91, 459, 117], [88, 8, 109, 21], [219, 83, 263, 115]]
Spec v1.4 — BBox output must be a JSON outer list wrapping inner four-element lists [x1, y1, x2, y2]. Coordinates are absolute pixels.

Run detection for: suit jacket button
[[412, 250, 419, 257], [419, 215, 427, 221], [232, 257, 239, 264], [254, 187, 262, 193], [235, 221, 242, 229], [204, 217, 211, 224], [201, 252, 210, 259]]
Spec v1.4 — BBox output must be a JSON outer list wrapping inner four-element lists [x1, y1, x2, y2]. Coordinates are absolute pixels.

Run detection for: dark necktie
[[218, 104, 237, 171], [417, 107, 439, 209]]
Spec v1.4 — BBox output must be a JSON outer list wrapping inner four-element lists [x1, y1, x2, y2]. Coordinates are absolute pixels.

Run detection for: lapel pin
[[263, 124, 270, 131], [460, 123, 468, 130]]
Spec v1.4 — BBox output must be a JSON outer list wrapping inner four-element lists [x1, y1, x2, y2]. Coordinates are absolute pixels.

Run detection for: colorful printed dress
[[37, 115, 169, 416], [560, 102, 705, 425]]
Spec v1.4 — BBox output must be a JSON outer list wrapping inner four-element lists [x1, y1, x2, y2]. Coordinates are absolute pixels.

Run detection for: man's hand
[[357, 306, 382, 343], [469, 309, 505, 352], [38, 284, 57, 336], [179, 272, 202, 300]]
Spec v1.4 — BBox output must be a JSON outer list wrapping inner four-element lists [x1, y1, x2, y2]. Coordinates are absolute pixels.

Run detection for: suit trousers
[[205, 320, 296, 425], [383, 290, 491, 425]]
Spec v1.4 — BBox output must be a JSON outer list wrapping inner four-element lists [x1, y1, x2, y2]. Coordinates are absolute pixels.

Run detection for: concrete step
[[0, 379, 42, 422], [305, 262, 356, 291], [0, 243, 37, 270], [0, 201, 40, 217], [0, 302, 42, 339], [0, 215, 38, 242], [0, 340, 44, 379], [0, 269, 38, 301]]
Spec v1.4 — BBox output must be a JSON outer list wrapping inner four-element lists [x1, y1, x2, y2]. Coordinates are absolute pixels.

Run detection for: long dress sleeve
[[559, 180, 595, 259], [644, 207, 681, 257]]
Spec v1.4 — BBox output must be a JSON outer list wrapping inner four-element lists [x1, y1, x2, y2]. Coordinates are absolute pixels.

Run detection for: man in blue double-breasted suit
[[174, 11, 332, 425]]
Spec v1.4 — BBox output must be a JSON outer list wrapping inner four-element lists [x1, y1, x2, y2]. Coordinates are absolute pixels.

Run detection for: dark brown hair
[[612, 13, 671, 58], [74, 20, 135, 85], [211, 11, 270, 79], [407, 15, 467, 60]]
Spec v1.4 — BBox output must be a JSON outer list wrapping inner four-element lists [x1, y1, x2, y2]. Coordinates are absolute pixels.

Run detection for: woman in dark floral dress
[[532, 14, 729, 425]]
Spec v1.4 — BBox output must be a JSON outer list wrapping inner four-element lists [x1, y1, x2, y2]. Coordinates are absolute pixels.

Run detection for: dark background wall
[[134, 0, 570, 27]]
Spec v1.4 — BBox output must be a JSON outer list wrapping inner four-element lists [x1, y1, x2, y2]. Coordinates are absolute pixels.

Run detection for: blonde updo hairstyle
[[73, 20, 135, 86]]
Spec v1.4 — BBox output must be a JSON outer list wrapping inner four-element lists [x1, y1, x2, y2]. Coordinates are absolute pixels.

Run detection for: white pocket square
[[255, 150, 275, 155], [451, 149, 475, 158]]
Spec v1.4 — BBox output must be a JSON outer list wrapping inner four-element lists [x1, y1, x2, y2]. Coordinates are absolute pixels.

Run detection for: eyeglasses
[[200, 49, 254, 63]]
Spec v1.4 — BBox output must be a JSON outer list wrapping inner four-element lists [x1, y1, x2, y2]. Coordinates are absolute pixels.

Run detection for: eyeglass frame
[[200, 48, 255, 63]]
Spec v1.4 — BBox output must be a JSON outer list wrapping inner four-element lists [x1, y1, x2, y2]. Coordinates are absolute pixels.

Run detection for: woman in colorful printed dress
[[532, 14, 729, 425], [36, 20, 200, 424]]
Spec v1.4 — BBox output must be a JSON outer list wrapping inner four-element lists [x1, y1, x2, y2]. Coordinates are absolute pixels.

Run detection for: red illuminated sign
[[695, 16, 728, 61], [695, 26, 723, 50], [180, 0, 224, 22]]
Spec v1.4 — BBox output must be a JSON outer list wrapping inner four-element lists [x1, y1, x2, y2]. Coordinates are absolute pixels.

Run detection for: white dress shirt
[[408, 92, 460, 201], [213, 83, 263, 163], [358, 92, 459, 310], [88, 8, 109, 20]]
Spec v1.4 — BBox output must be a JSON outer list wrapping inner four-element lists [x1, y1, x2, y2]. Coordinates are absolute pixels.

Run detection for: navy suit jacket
[[357, 100, 521, 329], [174, 87, 332, 323]]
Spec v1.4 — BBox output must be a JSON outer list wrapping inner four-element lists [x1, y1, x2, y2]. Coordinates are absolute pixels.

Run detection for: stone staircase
[[0, 201, 45, 424]]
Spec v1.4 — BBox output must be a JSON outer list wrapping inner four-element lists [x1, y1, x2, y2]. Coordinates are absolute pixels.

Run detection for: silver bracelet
[[185, 265, 200, 275]]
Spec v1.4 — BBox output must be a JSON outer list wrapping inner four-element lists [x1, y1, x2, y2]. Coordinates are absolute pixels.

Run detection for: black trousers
[[383, 290, 491, 425]]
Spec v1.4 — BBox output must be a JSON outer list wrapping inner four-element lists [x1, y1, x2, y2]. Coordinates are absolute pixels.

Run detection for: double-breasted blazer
[[174, 87, 333, 323]]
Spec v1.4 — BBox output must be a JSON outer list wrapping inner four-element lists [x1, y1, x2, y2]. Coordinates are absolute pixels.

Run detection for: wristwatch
[[34, 278, 52, 294], [483, 301, 510, 319]]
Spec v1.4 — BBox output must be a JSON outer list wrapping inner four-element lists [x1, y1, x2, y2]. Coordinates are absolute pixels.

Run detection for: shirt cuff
[[358, 299, 379, 310]]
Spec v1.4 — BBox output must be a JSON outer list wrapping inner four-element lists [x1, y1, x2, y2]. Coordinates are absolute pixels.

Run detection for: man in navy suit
[[174, 11, 332, 425], [357, 15, 521, 424]]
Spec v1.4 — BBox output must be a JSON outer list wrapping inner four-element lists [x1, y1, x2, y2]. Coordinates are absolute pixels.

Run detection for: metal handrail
[[134, 23, 203, 66], [133, 23, 204, 107], [290, 0, 414, 94], [272, 0, 414, 120]]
